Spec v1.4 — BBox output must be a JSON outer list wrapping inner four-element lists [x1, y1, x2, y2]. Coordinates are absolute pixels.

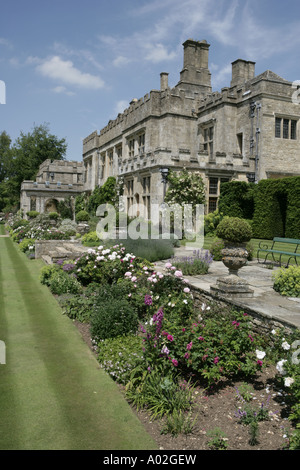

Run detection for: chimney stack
[[230, 59, 255, 87], [160, 72, 169, 90]]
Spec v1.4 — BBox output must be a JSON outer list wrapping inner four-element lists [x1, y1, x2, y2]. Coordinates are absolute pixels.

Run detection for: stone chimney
[[178, 39, 211, 93], [230, 59, 256, 87], [160, 72, 169, 90]]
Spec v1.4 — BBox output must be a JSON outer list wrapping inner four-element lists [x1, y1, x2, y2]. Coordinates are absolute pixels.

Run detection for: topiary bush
[[75, 210, 89, 222], [26, 210, 39, 218], [216, 217, 252, 244], [272, 265, 300, 297]]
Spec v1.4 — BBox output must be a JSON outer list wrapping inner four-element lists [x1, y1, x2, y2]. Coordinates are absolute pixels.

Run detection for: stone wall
[[190, 284, 297, 339]]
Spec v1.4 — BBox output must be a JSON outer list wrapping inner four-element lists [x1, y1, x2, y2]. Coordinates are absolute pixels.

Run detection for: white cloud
[[35, 56, 105, 90], [144, 43, 177, 63], [52, 85, 75, 96], [113, 56, 132, 67]]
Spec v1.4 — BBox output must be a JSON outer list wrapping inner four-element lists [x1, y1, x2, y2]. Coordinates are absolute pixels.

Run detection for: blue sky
[[1, 0, 300, 162]]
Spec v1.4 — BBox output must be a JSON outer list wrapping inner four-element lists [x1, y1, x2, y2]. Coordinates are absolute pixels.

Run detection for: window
[[138, 133, 145, 155], [203, 126, 214, 159], [108, 150, 113, 176], [209, 177, 218, 195], [128, 139, 135, 157], [207, 176, 230, 213], [142, 176, 151, 194], [126, 179, 134, 212], [275, 117, 297, 140], [208, 197, 217, 213]]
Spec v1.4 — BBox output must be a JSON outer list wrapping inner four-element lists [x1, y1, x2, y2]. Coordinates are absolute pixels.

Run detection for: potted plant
[[216, 217, 252, 276]]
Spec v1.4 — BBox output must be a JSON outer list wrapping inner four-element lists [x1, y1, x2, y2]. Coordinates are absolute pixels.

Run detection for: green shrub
[[120, 238, 174, 262], [209, 239, 225, 260], [12, 219, 29, 230], [216, 217, 252, 243], [218, 181, 255, 219], [18, 238, 35, 253], [272, 265, 300, 297], [90, 299, 138, 341], [26, 210, 39, 218], [49, 271, 82, 295], [60, 293, 95, 323], [39, 263, 61, 286], [81, 231, 100, 245], [97, 334, 143, 384], [204, 210, 224, 236], [49, 212, 59, 220], [75, 210, 89, 222]]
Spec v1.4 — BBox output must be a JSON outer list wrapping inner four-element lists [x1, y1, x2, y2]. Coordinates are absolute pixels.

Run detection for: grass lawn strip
[[0, 237, 157, 450]]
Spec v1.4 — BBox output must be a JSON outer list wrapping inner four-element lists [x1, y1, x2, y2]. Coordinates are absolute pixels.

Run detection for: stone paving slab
[[155, 248, 300, 330]]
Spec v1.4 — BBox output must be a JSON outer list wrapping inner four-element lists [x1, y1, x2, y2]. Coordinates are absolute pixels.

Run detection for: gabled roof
[[251, 69, 291, 84]]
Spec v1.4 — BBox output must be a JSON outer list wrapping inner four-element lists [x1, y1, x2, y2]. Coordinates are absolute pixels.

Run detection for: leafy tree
[[0, 123, 67, 211], [87, 177, 117, 215], [165, 169, 205, 208]]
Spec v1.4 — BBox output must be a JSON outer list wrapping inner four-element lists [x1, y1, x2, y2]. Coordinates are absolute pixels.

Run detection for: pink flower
[[184, 352, 190, 359], [174, 270, 183, 277], [172, 359, 178, 367], [214, 356, 219, 364], [198, 336, 204, 341], [186, 341, 193, 350], [257, 360, 263, 367], [165, 262, 172, 269], [167, 334, 174, 342], [248, 334, 254, 342], [183, 287, 190, 293]]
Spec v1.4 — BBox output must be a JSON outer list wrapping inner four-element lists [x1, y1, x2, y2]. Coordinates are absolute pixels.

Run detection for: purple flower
[[144, 294, 153, 306]]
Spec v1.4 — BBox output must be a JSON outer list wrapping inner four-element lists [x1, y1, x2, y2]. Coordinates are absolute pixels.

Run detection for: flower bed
[[39, 241, 300, 449]]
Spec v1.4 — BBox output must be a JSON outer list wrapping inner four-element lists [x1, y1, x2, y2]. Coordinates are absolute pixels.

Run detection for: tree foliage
[[165, 169, 205, 208], [0, 123, 67, 212]]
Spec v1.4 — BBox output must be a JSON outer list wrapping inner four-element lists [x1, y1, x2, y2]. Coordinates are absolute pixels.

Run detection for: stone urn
[[221, 241, 248, 276], [210, 217, 254, 298]]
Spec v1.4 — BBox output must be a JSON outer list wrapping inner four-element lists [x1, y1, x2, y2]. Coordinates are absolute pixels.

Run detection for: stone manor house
[[21, 39, 300, 218]]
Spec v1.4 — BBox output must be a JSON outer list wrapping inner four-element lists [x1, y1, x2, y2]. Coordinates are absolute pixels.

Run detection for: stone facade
[[82, 38, 300, 217], [20, 159, 84, 217]]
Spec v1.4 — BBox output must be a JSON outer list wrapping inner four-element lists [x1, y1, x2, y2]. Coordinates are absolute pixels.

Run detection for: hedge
[[218, 177, 300, 240]]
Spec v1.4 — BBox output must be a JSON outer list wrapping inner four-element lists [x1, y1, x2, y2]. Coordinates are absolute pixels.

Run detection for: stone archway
[[45, 198, 59, 213]]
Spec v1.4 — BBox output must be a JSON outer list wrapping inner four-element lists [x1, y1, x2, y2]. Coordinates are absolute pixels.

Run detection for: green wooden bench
[[257, 237, 300, 267]]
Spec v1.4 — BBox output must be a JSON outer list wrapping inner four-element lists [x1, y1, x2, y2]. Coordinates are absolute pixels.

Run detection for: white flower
[[271, 329, 277, 335], [183, 299, 188, 304], [276, 359, 287, 375], [284, 377, 295, 387], [256, 350, 266, 360], [282, 341, 290, 350], [183, 287, 190, 293]]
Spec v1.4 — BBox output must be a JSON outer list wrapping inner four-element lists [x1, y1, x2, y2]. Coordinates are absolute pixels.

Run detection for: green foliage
[[97, 334, 143, 384], [48, 271, 82, 295], [272, 265, 300, 297], [90, 299, 138, 342], [207, 428, 228, 450], [59, 292, 96, 323], [87, 177, 117, 215], [216, 217, 252, 243], [18, 238, 35, 253], [125, 367, 194, 419], [49, 212, 59, 220], [26, 210, 39, 218], [81, 231, 100, 245], [165, 169, 205, 208], [252, 177, 300, 239], [170, 249, 213, 275], [39, 263, 61, 286], [209, 238, 225, 260], [204, 210, 224, 236], [0, 125, 67, 210], [120, 237, 174, 262], [75, 210, 89, 222], [57, 197, 73, 219], [218, 181, 255, 219]]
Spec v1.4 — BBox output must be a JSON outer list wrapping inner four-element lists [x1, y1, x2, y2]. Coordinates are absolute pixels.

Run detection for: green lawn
[[0, 236, 157, 450]]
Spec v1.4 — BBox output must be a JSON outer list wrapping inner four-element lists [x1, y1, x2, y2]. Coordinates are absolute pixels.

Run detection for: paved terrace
[[155, 247, 300, 330]]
